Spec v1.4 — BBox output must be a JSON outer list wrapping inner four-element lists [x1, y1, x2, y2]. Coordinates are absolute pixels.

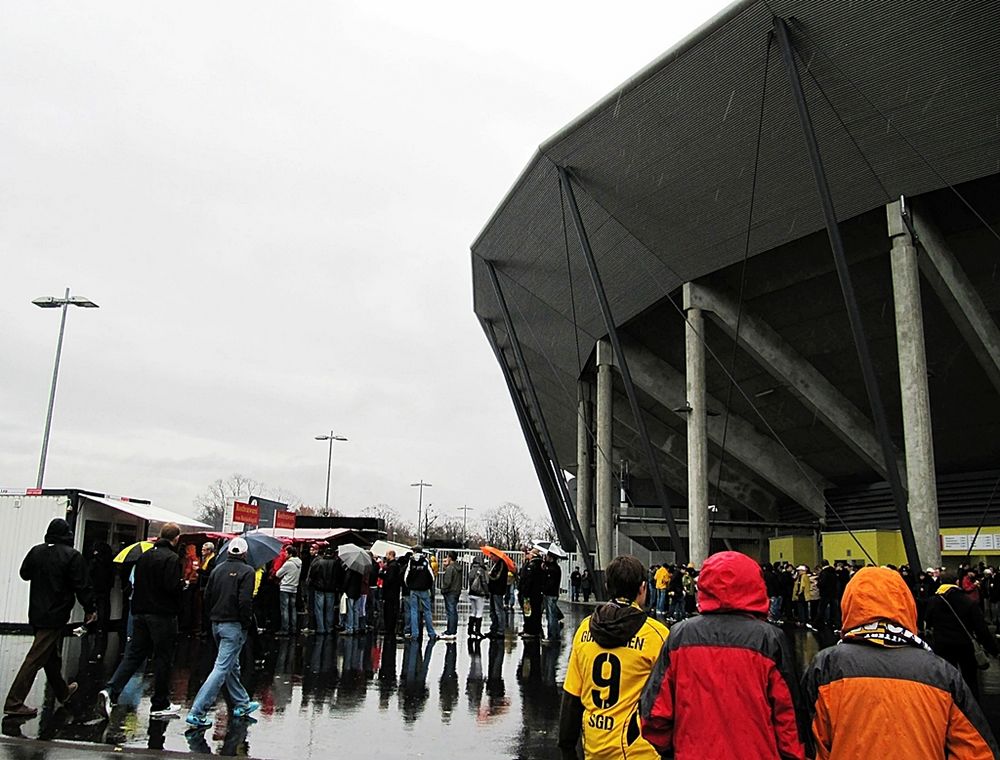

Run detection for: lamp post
[[33, 288, 99, 488], [456, 504, 475, 547], [410, 480, 432, 544], [315, 431, 348, 514]]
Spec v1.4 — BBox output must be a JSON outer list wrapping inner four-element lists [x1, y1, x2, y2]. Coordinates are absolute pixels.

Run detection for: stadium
[[470, 0, 1000, 579]]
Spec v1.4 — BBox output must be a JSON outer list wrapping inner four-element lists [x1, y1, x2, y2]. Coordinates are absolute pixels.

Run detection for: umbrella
[[533, 540, 568, 559], [113, 541, 154, 564], [339, 543, 373, 574], [219, 530, 284, 569], [481, 545, 516, 572]]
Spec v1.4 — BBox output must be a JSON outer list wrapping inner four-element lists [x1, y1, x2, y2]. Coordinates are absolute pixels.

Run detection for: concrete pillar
[[576, 381, 593, 550], [888, 200, 941, 568], [595, 339, 615, 571], [684, 284, 710, 567]]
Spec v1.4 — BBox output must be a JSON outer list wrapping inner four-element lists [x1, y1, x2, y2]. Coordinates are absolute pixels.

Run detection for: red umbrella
[[481, 545, 516, 572]]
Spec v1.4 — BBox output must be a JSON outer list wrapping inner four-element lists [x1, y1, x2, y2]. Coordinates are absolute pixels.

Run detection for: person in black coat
[[88, 542, 115, 633], [4, 518, 96, 718], [541, 553, 562, 643], [379, 551, 403, 636], [924, 575, 1000, 696], [485, 556, 509, 638], [98, 522, 184, 718], [518, 550, 544, 639]]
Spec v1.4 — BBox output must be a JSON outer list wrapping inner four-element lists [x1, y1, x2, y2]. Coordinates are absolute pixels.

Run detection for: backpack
[[469, 566, 488, 597]]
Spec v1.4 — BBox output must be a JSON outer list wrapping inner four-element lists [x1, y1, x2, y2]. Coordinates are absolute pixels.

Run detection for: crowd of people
[[6, 517, 1000, 758], [559, 552, 1000, 759]]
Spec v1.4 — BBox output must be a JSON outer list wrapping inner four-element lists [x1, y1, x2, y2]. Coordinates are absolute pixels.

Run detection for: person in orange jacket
[[801, 566, 998, 759]]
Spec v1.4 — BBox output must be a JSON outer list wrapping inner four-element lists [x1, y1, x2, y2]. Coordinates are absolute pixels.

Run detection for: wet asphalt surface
[[1, 602, 998, 759]]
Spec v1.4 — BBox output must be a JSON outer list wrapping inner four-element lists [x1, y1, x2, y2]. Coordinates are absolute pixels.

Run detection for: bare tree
[[481, 502, 530, 551], [194, 474, 266, 529], [532, 517, 559, 545], [427, 517, 465, 546], [194, 474, 304, 529]]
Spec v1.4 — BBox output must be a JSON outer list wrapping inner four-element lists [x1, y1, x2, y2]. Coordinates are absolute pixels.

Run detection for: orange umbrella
[[481, 545, 516, 572]]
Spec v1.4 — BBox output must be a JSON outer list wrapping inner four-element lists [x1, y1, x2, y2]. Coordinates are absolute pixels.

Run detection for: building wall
[[769, 535, 817, 567], [821, 529, 905, 566]]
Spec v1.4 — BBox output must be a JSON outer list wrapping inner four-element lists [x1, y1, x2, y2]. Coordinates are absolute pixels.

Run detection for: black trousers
[[5, 627, 69, 710], [383, 594, 400, 635], [106, 613, 178, 710]]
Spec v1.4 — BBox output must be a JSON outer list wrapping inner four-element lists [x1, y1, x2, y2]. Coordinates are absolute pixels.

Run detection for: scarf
[[935, 583, 959, 595], [841, 619, 932, 652]]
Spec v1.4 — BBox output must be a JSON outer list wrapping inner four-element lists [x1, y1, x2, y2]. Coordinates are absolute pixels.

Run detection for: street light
[[33, 288, 99, 488], [456, 505, 476, 546], [410, 480, 432, 544], [315, 431, 348, 513]]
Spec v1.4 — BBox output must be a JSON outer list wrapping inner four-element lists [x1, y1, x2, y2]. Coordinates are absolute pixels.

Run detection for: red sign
[[233, 501, 259, 526], [274, 511, 296, 530]]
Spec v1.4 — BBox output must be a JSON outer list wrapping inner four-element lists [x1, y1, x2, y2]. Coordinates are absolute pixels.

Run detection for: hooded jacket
[[20, 518, 95, 629], [640, 551, 807, 760], [131, 538, 183, 616], [560, 599, 669, 760], [205, 552, 255, 629], [801, 567, 998, 760]]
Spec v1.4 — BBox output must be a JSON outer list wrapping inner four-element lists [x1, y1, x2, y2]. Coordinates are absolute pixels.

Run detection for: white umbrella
[[338, 543, 374, 573], [533, 540, 568, 559]]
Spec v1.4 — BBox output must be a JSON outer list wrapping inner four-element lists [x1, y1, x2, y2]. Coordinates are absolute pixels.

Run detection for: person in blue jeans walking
[[306, 546, 338, 634], [441, 552, 462, 639], [403, 547, 437, 640], [186, 538, 259, 729], [540, 551, 562, 643]]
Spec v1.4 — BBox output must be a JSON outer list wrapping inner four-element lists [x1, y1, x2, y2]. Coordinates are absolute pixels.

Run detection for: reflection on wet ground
[[1, 606, 998, 759]]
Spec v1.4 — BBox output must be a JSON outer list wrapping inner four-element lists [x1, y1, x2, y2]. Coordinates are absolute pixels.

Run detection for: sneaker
[[59, 683, 78, 705], [185, 714, 213, 729], [96, 690, 112, 719], [232, 701, 260, 718], [150, 704, 181, 719]]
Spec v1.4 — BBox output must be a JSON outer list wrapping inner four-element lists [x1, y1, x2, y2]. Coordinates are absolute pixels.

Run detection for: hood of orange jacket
[[841, 566, 917, 631], [696, 551, 769, 615]]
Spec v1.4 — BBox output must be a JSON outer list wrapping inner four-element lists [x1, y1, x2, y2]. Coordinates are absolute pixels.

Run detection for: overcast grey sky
[[1, 2, 730, 524]]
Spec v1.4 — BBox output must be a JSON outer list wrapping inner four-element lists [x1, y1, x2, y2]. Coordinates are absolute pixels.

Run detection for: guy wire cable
[[963, 474, 1000, 567]]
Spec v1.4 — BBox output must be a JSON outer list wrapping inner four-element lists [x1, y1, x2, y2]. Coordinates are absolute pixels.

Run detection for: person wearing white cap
[[185, 537, 259, 729]]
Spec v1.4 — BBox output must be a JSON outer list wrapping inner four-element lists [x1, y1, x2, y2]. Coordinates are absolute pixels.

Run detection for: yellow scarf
[[935, 583, 958, 595]]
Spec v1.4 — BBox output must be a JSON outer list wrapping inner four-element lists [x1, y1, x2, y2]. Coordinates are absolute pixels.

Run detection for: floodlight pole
[[558, 167, 688, 566], [34, 287, 99, 488], [315, 431, 348, 514], [773, 16, 921, 572], [410, 480, 432, 544], [457, 504, 475, 546]]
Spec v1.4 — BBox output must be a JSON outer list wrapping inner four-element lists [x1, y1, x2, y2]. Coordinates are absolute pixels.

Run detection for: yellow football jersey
[[563, 606, 669, 759]]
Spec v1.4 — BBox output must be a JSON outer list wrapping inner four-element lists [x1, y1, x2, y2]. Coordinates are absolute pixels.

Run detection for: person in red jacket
[[639, 551, 808, 759]]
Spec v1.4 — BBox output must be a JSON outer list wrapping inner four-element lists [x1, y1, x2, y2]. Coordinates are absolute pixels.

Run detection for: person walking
[[97, 523, 185, 719], [924, 574, 1000, 696], [4, 518, 96, 718], [404, 547, 438, 640], [485, 553, 509, 638], [379, 550, 403, 637], [802, 566, 998, 759], [441, 552, 462, 640], [559, 555, 669, 759], [541, 551, 562, 643], [581, 569, 593, 602], [275, 546, 302, 636], [307, 546, 338, 635], [185, 538, 259, 729], [640, 551, 808, 760], [570, 567, 581, 602], [467, 555, 489, 639]]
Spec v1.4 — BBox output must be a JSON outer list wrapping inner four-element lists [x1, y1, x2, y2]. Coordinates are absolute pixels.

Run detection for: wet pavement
[[1, 604, 998, 759]]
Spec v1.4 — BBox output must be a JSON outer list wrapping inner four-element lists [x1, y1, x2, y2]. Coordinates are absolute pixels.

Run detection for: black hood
[[44, 518, 73, 546], [589, 601, 648, 648]]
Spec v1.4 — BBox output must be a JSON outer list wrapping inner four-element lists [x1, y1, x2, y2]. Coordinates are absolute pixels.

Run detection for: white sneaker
[[150, 703, 181, 719], [97, 690, 112, 719]]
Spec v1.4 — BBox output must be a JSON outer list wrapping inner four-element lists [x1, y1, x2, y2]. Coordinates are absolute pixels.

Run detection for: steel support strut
[[773, 17, 921, 571], [482, 265, 600, 587], [558, 166, 688, 566], [481, 318, 575, 549]]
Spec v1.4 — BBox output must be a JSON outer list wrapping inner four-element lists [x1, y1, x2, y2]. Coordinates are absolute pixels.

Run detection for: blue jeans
[[544, 595, 560, 640], [313, 591, 336, 634], [409, 589, 436, 637], [189, 622, 251, 718], [444, 592, 459, 635], [279, 590, 297, 634], [489, 594, 506, 635], [670, 595, 686, 620], [345, 597, 359, 633]]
